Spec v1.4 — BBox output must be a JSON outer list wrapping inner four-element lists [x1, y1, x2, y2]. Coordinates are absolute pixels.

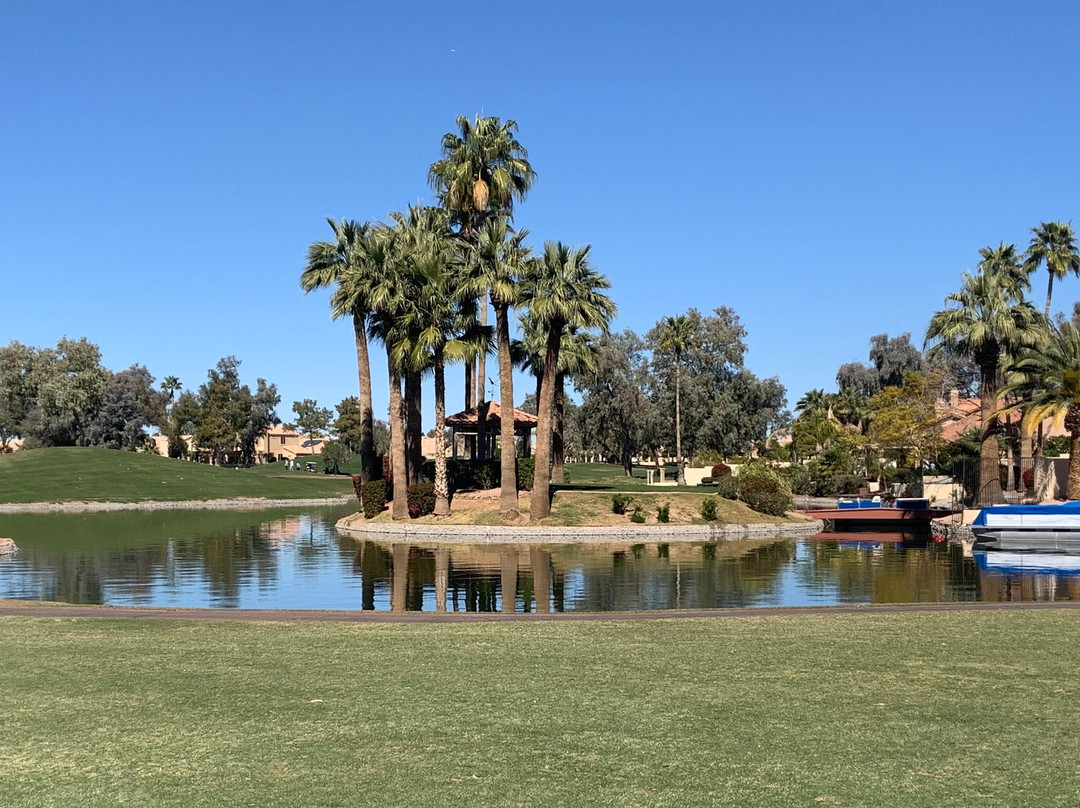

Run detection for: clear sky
[[3, 1, 1079, 428]]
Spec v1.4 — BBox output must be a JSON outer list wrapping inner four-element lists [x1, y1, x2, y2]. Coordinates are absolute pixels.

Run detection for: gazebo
[[445, 401, 538, 460]]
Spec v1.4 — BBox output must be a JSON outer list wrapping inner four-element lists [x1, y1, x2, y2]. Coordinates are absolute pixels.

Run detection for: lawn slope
[[0, 447, 353, 504]]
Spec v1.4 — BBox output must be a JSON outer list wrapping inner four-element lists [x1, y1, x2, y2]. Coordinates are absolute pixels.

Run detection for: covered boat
[[971, 501, 1080, 553]]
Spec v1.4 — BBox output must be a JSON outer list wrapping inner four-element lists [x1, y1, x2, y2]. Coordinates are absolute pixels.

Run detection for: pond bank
[[0, 496, 354, 514], [336, 511, 824, 543]]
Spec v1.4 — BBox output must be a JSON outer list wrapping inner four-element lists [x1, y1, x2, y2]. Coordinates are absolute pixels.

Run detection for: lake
[[1, 505, 1077, 611]]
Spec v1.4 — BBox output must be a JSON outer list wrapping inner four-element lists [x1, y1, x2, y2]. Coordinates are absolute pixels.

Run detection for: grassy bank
[[355, 489, 792, 527], [1, 609, 1077, 806], [0, 447, 353, 504]]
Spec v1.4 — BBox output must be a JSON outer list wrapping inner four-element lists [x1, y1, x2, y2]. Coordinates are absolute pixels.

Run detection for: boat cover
[[973, 500, 1080, 528]]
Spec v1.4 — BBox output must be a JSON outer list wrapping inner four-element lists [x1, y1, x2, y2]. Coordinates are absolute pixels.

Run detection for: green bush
[[737, 463, 794, 516], [657, 503, 670, 523], [699, 476, 714, 485], [1044, 435, 1070, 457], [779, 465, 812, 495], [612, 494, 632, 514], [630, 509, 646, 524], [715, 474, 739, 500], [516, 457, 535, 490], [444, 459, 500, 492], [361, 480, 388, 519], [700, 497, 718, 521], [407, 483, 436, 518]]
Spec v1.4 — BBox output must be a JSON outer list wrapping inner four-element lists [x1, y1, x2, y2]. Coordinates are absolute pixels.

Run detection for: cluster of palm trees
[[927, 221, 1080, 503], [301, 115, 616, 521]]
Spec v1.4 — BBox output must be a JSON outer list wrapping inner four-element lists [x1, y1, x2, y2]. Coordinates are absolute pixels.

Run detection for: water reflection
[[0, 509, 1077, 611]]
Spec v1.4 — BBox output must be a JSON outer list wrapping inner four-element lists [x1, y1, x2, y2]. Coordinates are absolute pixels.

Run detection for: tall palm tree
[[467, 217, 533, 517], [1002, 322, 1080, 499], [429, 114, 536, 414], [1024, 221, 1080, 318], [656, 314, 695, 485], [300, 218, 379, 483], [926, 246, 1045, 505], [364, 224, 412, 520], [795, 389, 831, 419], [398, 254, 491, 516], [526, 242, 616, 520]]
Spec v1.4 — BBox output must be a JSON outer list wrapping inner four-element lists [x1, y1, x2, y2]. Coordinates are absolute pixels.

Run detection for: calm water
[[0, 506, 1077, 611]]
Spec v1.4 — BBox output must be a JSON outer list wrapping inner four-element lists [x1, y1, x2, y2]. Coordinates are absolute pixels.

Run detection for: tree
[[926, 245, 1045, 505], [1024, 221, 1080, 318], [19, 337, 109, 448], [577, 330, 654, 474], [239, 379, 280, 464], [161, 375, 181, 404], [867, 372, 942, 470], [291, 399, 333, 452], [85, 365, 166, 450], [868, 333, 923, 389], [1003, 322, 1080, 499], [301, 218, 379, 484], [0, 341, 36, 450], [467, 217, 533, 516], [429, 114, 536, 415], [654, 315, 695, 485], [525, 242, 616, 520]]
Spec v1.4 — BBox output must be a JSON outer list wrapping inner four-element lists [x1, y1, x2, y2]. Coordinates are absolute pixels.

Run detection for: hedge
[[407, 483, 436, 518], [360, 480, 388, 520]]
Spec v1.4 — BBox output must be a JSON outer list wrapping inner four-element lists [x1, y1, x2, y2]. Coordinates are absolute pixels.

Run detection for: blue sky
[[3, 1, 1079, 428]]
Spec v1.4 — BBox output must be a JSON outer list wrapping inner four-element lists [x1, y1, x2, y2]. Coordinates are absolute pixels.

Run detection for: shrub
[[630, 509, 646, 524], [1023, 466, 1035, 490], [612, 494, 632, 514], [737, 463, 794, 516], [715, 474, 739, 500], [699, 476, 714, 485], [779, 465, 812, 495], [711, 463, 732, 478], [407, 483, 436, 518], [445, 459, 500, 492], [657, 503, 670, 523], [1044, 435, 1070, 457], [351, 475, 363, 503], [700, 497, 718, 521], [516, 457, 535, 490], [361, 480, 388, 519]]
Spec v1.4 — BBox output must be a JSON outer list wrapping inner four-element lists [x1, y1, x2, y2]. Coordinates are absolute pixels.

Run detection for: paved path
[[1, 600, 1077, 624]]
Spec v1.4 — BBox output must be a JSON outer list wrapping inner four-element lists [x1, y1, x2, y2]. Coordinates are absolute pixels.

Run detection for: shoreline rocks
[[0, 538, 17, 555]]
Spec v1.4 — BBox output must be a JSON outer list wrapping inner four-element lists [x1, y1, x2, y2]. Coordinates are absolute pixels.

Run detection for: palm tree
[[363, 224, 412, 520], [301, 218, 379, 483], [795, 389, 831, 419], [467, 217, 533, 517], [429, 114, 536, 416], [926, 246, 1045, 505], [526, 242, 616, 520], [398, 253, 490, 516], [656, 315, 695, 485], [1024, 221, 1080, 318], [1003, 322, 1080, 499]]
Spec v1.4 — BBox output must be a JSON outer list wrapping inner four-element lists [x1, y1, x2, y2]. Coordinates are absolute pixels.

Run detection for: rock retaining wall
[[335, 514, 824, 544]]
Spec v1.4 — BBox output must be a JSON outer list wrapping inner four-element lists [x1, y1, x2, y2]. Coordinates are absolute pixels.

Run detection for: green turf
[[2, 609, 1078, 806], [0, 447, 353, 503], [559, 462, 700, 492]]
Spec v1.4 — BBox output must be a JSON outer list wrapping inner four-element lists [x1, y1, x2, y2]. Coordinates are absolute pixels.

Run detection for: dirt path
[[1, 600, 1076, 624]]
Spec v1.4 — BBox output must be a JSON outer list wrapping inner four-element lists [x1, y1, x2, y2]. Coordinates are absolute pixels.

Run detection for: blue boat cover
[[972, 500, 1080, 526]]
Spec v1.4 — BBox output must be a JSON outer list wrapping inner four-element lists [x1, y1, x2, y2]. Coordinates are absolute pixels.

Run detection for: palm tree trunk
[[388, 358, 408, 520], [433, 348, 450, 517], [496, 303, 519, 517], [675, 358, 684, 486], [1066, 407, 1080, 500], [978, 355, 1004, 506], [530, 325, 561, 521], [1045, 273, 1055, 320], [552, 372, 566, 484], [477, 303, 489, 461], [352, 313, 377, 484], [405, 369, 422, 486]]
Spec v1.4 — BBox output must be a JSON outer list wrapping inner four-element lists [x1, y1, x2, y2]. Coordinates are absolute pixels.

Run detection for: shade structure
[[445, 401, 537, 459]]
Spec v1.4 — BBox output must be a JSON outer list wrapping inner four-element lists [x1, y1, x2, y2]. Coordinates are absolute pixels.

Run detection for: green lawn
[[2, 609, 1079, 806], [559, 461, 685, 491], [0, 447, 354, 504]]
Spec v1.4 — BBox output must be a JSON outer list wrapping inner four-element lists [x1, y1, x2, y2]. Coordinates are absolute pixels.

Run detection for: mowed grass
[[558, 461, 675, 491], [0, 447, 353, 503], [3, 610, 1080, 807]]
